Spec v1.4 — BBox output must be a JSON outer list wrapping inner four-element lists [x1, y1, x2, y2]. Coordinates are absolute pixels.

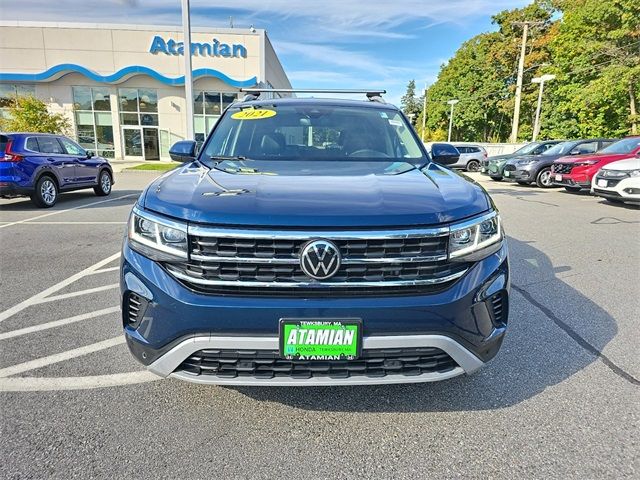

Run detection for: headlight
[[575, 160, 599, 166], [517, 159, 537, 165], [449, 211, 503, 260], [128, 206, 188, 260], [630, 169, 640, 177]]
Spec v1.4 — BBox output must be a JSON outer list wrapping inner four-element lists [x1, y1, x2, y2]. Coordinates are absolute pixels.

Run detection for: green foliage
[[421, 0, 639, 141], [400, 80, 423, 124], [0, 95, 70, 134]]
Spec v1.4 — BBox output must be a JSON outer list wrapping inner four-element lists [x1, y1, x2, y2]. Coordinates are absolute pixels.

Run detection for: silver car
[[451, 144, 487, 172]]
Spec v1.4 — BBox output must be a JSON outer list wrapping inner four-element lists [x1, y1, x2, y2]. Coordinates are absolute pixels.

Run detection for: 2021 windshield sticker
[[231, 109, 277, 120]]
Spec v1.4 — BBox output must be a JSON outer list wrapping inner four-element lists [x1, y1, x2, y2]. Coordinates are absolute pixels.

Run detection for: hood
[[142, 161, 491, 227], [601, 157, 640, 171], [553, 152, 621, 164]]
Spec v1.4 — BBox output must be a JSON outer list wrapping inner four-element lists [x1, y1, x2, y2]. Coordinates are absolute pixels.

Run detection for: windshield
[[201, 103, 426, 164], [513, 142, 542, 155], [542, 141, 575, 156], [599, 137, 640, 154]]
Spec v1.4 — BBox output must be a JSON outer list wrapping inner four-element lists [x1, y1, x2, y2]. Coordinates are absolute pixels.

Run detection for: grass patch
[[125, 162, 181, 171]]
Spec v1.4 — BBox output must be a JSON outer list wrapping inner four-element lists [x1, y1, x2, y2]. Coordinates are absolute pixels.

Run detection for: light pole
[[510, 21, 544, 143], [447, 99, 459, 142], [531, 74, 555, 141], [181, 0, 194, 140], [421, 83, 428, 142]]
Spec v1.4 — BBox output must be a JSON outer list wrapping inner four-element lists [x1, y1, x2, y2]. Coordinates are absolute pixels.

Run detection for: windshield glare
[[202, 104, 426, 163], [600, 137, 640, 154], [514, 142, 541, 155], [543, 141, 574, 156]]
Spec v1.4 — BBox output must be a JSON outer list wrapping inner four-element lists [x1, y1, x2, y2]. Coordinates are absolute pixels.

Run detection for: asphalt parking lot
[[1, 170, 638, 479]]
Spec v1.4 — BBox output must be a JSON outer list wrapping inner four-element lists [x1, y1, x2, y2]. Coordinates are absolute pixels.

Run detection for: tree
[[545, 0, 640, 138], [400, 80, 423, 124], [0, 95, 70, 134]]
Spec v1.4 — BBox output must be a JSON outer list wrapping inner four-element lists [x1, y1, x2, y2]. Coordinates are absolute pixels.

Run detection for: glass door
[[143, 128, 160, 161], [122, 127, 143, 158]]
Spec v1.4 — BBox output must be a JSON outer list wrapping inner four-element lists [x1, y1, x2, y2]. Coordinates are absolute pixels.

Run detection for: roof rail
[[238, 88, 387, 103]]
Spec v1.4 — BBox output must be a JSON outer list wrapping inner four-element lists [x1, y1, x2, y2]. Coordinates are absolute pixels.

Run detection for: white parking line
[[0, 193, 137, 229], [0, 252, 120, 323], [16, 221, 127, 225], [0, 336, 126, 378], [0, 371, 159, 392], [0, 306, 120, 341], [36, 284, 119, 304], [89, 266, 120, 275]]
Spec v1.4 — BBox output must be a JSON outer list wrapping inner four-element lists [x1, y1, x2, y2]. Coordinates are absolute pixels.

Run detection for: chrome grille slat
[[161, 225, 473, 296]]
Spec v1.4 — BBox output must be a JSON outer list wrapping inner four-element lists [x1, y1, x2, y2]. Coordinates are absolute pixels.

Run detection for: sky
[[0, 0, 528, 105]]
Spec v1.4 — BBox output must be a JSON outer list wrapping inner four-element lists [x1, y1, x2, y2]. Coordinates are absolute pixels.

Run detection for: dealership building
[[0, 21, 291, 160]]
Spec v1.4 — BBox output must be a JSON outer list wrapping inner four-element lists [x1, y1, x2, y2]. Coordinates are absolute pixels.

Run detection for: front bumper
[[121, 241, 510, 385], [502, 167, 532, 182], [592, 175, 640, 203], [552, 172, 591, 189]]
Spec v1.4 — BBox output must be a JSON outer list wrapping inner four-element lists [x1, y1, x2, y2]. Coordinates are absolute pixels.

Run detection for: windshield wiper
[[210, 155, 247, 162]]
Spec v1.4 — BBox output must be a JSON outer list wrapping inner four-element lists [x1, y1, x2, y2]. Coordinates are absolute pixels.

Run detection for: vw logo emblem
[[300, 240, 342, 280]]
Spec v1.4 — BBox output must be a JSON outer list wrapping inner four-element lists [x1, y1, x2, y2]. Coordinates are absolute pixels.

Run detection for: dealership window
[[193, 91, 236, 142], [0, 83, 36, 120], [72, 87, 115, 158], [119, 88, 159, 126]]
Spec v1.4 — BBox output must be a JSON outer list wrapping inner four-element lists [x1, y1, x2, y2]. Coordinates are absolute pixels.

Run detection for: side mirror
[[430, 143, 460, 165], [169, 140, 197, 162], [86, 150, 94, 159]]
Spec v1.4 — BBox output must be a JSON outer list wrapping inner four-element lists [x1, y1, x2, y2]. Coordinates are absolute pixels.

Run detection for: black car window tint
[[26, 137, 40, 152], [37, 137, 65, 154], [572, 142, 597, 154]]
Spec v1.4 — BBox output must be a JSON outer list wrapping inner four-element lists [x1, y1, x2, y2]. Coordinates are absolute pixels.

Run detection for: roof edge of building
[[0, 20, 264, 35]]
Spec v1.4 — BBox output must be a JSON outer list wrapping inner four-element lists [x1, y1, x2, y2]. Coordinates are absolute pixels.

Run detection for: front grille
[[593, 188, 622, 197], [552, 163, 573, 174], [176, 347, 458, 379], [503, 164, 516, 172], [163, 226, 470, 297]]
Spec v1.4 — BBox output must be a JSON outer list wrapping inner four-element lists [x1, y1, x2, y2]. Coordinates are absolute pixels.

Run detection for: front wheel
[[564, 186, 582, 193], [31, 176, 58, 208], [536, 168, 554, 188], [94, 170, 112, 196], [466, 160, 480, 172]]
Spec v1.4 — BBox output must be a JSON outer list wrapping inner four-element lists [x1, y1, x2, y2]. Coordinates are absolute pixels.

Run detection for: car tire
[[535, 168, 554, 188], [31, 175, 58, 208], [564, 186, 582, 193], [94, 170, 112, 196], [466, 160, 480, 172]]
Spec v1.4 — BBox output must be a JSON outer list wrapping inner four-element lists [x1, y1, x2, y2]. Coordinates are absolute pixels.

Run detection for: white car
[[591, 157, 640, 205]]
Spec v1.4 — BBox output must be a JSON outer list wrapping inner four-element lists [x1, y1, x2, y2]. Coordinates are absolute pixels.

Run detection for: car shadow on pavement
[[0, 190, 142, 211], [231, 237, 619, 412]]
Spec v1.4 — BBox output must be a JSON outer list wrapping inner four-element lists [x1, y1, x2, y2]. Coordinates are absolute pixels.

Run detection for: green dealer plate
[[279, 319, 362, 360]]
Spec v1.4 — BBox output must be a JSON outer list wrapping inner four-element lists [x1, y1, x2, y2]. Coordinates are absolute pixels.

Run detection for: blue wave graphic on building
[[0, 64, 258, 88]]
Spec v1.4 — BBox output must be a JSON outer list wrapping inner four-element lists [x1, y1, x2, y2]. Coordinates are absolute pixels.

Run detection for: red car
[[552, 136, 640, 192]]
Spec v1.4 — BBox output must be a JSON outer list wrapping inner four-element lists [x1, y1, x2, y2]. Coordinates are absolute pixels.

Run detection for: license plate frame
[[504, 170, 510, 177], [597, 179, 608, 188], [279, 318, 362, 360], [555, 174, 562, 182]]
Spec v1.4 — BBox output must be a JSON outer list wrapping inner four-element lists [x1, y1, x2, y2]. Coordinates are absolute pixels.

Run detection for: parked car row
[[479, 136, 640, 205], [0, 132, 113, 207], [424, 142, 487, 172]]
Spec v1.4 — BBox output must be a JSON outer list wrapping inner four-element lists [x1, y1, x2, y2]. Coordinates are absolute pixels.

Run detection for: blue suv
[[121, 92, 509, 386], [0, 133, 113, 207]]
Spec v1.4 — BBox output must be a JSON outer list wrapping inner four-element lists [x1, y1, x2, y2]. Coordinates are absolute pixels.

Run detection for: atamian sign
[[149, 35, 248, 58]]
